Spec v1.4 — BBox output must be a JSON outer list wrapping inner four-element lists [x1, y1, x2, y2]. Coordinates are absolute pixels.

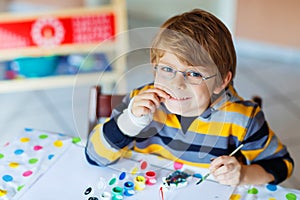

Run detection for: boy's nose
[[171, 72, 186, 89]]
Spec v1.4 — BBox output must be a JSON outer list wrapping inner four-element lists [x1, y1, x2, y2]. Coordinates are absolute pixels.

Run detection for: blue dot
[[48, 154, 55, 160], [24, 128, 33, 132], [266, 184, 277, 191], [193, 173, 202, 179], [119, 172, 126, 180], [3, 175, 13, 182], [14, 149, 24, 155], [58, 133, 65, 137]]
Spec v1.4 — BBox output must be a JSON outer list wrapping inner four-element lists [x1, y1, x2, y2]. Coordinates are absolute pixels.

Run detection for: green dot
[[72, 137, 81, 144], [17, 185, 25, 191], [39, 134, 48, 139], [109, 177, 117, 185], [28, 158, 38, 164], [0, 153, 4, 159], [286, 193, 297, 200], [248, 188, 258, 194]]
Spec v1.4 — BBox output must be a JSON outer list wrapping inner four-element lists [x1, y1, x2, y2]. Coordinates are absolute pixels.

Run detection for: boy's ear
[[213, 71, 232, 94]]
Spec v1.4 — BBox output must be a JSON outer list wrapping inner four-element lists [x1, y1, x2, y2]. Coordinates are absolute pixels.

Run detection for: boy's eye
[[160, 66, 174, 73], [186, 71, 203, 78]]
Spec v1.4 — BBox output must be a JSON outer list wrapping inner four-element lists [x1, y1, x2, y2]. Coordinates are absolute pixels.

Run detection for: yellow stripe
[[134, 144, 210, 168], [189, 119, 246, 141], [242, 131, 275, 161], [153, 110, 181, 129], [219, 102, 259, 118], [130, 84, 154, 98], [90, 124, 128, 162], [283, 159, 294, 178]]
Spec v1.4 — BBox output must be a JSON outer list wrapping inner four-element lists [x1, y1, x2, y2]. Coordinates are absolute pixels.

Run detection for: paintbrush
[[196, 144, 244, 185]]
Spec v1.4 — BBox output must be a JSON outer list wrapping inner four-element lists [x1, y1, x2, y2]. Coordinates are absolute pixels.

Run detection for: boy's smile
[[154, 52, 217, 117]]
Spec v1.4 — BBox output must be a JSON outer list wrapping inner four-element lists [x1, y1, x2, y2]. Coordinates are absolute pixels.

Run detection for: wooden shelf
[[0, 0, 128, 93], [0, 72, 118, 93]]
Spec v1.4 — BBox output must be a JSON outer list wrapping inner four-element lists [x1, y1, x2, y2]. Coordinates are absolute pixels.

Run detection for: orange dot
[[53, 140, 63, 148], [0, 189, 7, 197], [9, 162, 19, 168], [230, 194, 241, 200], [131, 166, 138, 175], [20, 137, 30, 143]]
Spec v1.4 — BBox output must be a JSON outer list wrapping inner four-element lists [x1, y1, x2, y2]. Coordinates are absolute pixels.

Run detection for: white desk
[[1, 129, 299, 200]]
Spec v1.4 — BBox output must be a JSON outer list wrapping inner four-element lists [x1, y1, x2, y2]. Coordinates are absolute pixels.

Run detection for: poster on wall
[[0, 12, 115, 50]]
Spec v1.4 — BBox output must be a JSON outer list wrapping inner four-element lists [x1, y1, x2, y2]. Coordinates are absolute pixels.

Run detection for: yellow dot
[[20, 137, 30, 142], [0, 189, 7, 197], [9, 162, 19, 168], [131, 166, 138, 175], [53, 140, 63, 147], [230, 194, 241, 200], [269, 198, 276, 200]]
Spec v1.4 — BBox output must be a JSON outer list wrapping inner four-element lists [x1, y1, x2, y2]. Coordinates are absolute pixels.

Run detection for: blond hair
[[150, 9, 236, 80]]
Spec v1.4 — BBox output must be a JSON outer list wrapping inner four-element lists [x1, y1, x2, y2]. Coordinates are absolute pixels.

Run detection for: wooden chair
[[88, 86, 126, 134], [87, 85, 263, 134]]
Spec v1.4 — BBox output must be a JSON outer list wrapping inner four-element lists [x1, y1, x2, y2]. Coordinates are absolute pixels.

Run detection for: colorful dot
[[53, 140, 63, 147], [286, 193, 297, 200], [174, 161, 183, 170], [119, 172, 126, 180], [9, 162, 19, 168], [140, 160, 148, 170], [0, 189, 7, 197], [4, 142, 10, 147], [248, 188, 258, 194], [33, 145, 43, 151], [269, 198, 276, 200], [17, 185, 25, 191], [14, 149, 24, 155], [2, 175, 13, 182], [28, 158, 39, 164], [84, 187, 92, 195], [48, 154, 55, 160], [39, 134, 48, 139], [131, 166, 138, 175], [230, 194, 241, 200], [20, 137, 30, 143], [109, 177, 117, 185], [266, 184, 277, 191], [23, 170, 33, 177], [58, 133, 65, 137], [72, 137, 81, 144], [0, 153, 4, 159], [24, 128, 33, 132], [193, 173, 202, 179]]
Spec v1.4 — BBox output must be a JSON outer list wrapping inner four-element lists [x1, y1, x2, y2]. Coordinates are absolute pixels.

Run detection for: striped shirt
[[86, 83, 294, 184]]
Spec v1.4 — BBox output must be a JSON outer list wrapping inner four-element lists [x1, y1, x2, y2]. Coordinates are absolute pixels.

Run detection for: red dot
[[33, 145, 43, 151], [140, 161, 148, 170], [23, 170, 33, 177]]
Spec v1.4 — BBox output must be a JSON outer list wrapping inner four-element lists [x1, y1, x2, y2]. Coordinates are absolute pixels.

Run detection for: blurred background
[[0, 0, 299, 189]]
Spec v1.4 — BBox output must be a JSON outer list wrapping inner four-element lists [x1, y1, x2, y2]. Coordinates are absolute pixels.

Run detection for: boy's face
[[154, 52, 218, 117]]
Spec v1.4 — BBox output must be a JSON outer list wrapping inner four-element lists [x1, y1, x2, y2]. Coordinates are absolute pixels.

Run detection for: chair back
[[88, 86, 125, 134]]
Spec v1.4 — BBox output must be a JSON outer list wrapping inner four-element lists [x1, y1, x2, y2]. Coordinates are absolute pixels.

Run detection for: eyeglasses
[[154, 65, 217, 85]]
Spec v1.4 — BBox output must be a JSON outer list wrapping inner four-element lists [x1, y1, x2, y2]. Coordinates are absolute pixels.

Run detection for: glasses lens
[[156, 66, 175, 80], [185, 71, 203, 85]]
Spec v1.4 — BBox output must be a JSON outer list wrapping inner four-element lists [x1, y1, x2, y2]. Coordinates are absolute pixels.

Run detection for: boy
[[85, 9, 293, 186]]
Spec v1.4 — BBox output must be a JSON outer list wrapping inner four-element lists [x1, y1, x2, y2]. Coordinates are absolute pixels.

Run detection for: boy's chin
[[164, 103, 197, 117]]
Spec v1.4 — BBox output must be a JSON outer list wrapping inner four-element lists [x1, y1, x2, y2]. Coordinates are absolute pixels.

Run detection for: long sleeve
[[240, 105, 294, 184], [85, 94, 135, 166]]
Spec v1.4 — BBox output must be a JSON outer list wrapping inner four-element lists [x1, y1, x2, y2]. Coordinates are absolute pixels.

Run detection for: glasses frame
[[154, 65, 217, 85]]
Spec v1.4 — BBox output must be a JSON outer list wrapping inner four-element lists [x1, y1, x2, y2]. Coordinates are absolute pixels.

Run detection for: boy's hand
[[209, 156, 242, 186], [131, 88, 170, 117]]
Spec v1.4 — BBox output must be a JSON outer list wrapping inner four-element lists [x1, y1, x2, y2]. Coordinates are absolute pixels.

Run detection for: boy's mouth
[[166, 92, 192, 101], [169, 96, 191, 101]]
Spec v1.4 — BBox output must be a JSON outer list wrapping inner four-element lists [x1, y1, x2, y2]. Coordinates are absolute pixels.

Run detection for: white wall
[[126, 0, 237, 34]]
